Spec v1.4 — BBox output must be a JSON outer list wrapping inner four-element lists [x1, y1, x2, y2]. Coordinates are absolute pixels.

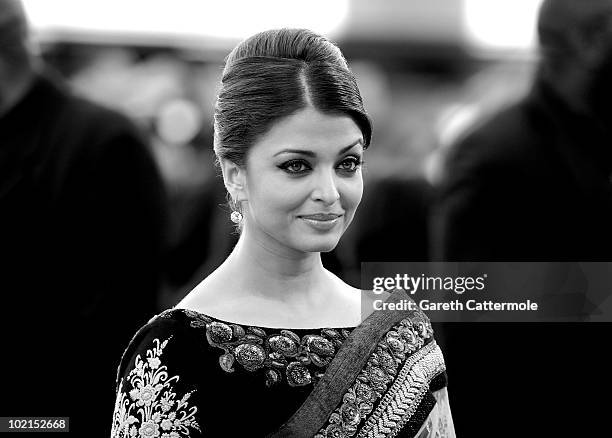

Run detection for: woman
[[111, 28, 454, 438]]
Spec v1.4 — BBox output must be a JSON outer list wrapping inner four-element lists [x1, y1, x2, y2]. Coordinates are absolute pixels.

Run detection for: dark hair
[[213, 28, 372, 167]]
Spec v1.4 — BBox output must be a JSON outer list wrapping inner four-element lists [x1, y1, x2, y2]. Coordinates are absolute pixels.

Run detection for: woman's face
[[242, 106, 364, 255]]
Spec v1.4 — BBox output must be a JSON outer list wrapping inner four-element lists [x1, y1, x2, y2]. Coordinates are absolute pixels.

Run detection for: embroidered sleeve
[[415, 388, 456, 438], [111, 336, 203, 438]]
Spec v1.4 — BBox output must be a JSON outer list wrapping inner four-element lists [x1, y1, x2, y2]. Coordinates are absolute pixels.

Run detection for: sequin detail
[[178, 309, 351, 388], [111, 337, 201, 438], [357, 342, 445, 438], [315, 311, 444, 438]]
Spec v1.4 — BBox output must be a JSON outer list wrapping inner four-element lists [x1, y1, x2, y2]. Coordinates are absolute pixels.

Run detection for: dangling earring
[[230, 197, 243, 223], [230, 210, 243, 224]]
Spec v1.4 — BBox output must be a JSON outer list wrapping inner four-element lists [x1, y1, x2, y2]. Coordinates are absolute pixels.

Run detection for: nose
[[311, 168, 340, 204]]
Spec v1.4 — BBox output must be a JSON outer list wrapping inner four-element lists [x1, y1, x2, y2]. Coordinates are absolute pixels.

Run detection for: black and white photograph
[[1, 0, 611, 436]]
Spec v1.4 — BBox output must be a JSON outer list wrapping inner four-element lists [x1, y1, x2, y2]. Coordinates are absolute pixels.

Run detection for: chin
[[294, 235, 341, 253]]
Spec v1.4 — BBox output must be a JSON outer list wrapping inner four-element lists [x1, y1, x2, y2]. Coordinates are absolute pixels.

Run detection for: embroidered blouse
[[111, 304, 454, 437], [111, 308, 356, 437]]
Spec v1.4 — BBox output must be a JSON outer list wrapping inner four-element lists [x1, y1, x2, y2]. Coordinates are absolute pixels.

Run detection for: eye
[[279, 159, 311, 174], [337, 156, 363, 173]]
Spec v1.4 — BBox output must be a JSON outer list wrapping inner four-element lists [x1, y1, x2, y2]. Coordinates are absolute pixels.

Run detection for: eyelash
[[279, 156, 364, 175]]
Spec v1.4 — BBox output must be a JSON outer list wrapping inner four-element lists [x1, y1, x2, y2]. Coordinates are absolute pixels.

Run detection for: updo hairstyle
[[213, 28, 372, 168]]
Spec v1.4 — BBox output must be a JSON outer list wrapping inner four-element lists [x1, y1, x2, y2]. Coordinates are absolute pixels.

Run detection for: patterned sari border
[[269, 289, 425, 438], [357, 342, 445, 438], [312, 307, 442, 437]]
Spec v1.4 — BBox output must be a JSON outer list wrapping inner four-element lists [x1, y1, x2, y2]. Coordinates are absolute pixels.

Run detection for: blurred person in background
[[68, 50, 238, 307], [0, 0, 166, 435], [431, 0, 612, 435], [433, 0, 612, 260]]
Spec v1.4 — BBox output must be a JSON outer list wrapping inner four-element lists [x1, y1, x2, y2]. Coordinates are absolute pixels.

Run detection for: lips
[[298, 213, 343, 232], [298, 213, 343, 221]]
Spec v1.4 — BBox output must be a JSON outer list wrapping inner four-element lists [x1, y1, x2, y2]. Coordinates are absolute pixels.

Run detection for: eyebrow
[[274, 140, 364, 157]]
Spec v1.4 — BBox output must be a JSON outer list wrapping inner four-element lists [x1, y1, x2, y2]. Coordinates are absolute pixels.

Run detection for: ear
[[219, 158, 247, 203]]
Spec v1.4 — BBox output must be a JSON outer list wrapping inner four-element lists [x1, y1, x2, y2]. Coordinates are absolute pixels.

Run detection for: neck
[[221, 224, 330, 306], [185, 221, 361, 327]]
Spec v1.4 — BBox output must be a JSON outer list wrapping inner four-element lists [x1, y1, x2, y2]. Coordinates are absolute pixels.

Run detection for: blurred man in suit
[[0, 1, 166, 435], [432, 0, 612, 435], [434, 0, 612, 260]]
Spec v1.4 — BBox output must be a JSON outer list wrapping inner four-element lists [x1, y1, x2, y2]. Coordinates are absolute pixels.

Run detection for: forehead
[[250, 107, 363, 157]]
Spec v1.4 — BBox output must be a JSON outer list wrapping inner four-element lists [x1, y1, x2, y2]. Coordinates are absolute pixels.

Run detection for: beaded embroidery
[[314, 311, 445, 438], [111, 337, 201, 438], [175, 309, 352, 388]]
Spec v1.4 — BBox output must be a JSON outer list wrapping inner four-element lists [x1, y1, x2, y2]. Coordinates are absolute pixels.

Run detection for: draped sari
[[111, 289, 454, 437], [270, 289, 453, 438]]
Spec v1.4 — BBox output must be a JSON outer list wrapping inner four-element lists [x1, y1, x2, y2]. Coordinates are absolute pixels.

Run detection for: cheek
[[345, 175, 363, 208], [251, 175, 307, 216], [340, 176, 364, 212]]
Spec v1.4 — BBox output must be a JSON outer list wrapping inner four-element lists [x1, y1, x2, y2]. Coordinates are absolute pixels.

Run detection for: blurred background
[[20, 1, 544, 434], [22, 0, 542, 292]]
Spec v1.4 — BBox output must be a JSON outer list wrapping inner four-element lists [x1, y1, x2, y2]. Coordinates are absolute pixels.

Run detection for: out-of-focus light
[[22, 0, 349, 43], [463, 0, 543, 53], [436, 103, 481, 149], [156, 99, 202, 146]]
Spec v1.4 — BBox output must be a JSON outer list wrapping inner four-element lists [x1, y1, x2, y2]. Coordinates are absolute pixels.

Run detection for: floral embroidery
[[315, 310, 439, 438], [111, 337, 201, 438], [177, 309, 352, 388]]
